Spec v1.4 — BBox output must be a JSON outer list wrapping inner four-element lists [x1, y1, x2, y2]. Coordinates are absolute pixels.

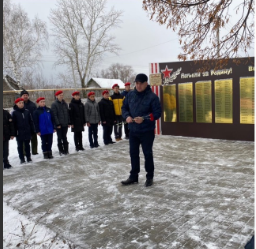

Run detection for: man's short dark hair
[[134, 73, 148, 83]]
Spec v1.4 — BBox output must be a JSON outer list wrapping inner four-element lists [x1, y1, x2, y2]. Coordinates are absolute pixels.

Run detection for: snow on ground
[[3, 125, 254, 249], [3, 125, 114, 248]]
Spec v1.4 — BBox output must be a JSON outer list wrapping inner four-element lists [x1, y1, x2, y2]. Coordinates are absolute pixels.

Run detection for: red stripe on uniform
[[155, 63, 158, 73], [151, 63, 154, 74]]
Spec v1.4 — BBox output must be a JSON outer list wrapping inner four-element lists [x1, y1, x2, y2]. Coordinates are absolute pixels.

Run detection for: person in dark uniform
[[98, 90, 116, 145], [121, 73, 162, 187], [3, 109, 15, 169], [12, 98, 35, 164], [51, 90, 70, 155], [20, 90, 38, 155], [69, 91, 86, 151]]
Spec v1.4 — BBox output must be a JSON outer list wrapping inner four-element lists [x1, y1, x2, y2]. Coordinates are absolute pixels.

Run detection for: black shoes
[[121, 178, 138, 185], [20, 159, 26, 164], [43, 152, 48, 159], [145, 179, 153, 187], [121, 178, 154, 187], [79, 147, 85, 151], [27, 158, 32, 163], [48, 151, 54, 159]]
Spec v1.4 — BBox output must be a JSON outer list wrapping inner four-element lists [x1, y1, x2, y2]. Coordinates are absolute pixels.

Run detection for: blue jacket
[[122, 85, 161, 133], [33, 107, 55, 135], [121, 90, 132, 97]]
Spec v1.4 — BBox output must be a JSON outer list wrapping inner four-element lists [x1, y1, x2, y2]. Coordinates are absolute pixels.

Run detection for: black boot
[[58, 143, 64, 156], [20, 159, 26, 164], [48, 151, 54, 159], [4, 161, 12, 169], [79, 146, 85, 151], [121, 178, 138, 185], [43, 152, 48, 159], [27, 157, 32, 163], [145, 179, 153, 187], [63, 142, 69, 155]]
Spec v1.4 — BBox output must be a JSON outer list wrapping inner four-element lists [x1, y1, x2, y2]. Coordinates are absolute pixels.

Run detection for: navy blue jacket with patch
[[33, 107, 55, 135], [122, 85, 161, 133], [12, 106, 35, 141]]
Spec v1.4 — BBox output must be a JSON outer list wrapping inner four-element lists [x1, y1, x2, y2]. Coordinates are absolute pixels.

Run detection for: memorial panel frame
[[154, 57, 254, 141]]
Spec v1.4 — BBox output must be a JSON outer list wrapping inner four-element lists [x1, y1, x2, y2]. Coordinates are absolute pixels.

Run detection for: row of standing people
[[4, 73, 162, 188], [3, 83, 132, 168]]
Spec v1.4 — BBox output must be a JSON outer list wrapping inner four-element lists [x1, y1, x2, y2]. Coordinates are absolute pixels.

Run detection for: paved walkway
[[3, 136, 254, 249]]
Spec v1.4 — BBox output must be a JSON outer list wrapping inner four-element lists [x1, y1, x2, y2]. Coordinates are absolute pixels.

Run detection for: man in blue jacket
[[121, 73, 162, 187]]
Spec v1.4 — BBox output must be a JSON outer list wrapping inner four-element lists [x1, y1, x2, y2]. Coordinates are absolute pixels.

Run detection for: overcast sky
[[11, 0, 254, 82], [12, 0, 181, 79]]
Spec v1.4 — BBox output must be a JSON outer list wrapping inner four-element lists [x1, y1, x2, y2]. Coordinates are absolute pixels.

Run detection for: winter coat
[[122, 85, 162, 133], [3, 109, 16, 141], [51, 99, 70, 127], [69, 98, 86, 132], [109, 92, 124, 116], [121, 90, 132, 97], [98, 98, 116, 126], [12, 105, 35, 141], [24, 100, 37, 116], [84, 99, 101, 124], [33, 106, 55, 135]]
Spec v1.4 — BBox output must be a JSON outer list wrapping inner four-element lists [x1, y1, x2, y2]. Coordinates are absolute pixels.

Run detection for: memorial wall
[[152, 57, 254, 141]]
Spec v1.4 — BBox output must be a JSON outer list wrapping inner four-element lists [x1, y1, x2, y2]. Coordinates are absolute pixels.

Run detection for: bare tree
[[99, 63, 136, 83], [143, 0, 254, 64], [3, 0, 48, 84], [49, 0, 122, 88]]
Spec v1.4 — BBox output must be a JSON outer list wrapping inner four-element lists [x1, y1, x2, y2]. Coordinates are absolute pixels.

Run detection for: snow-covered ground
[[3, 125, 114, 248], [3, 126, 254, 249]]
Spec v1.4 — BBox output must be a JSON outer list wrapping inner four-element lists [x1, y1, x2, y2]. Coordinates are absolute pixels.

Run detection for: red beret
[[125, 82, 131, 86], [112, 84, 119, 89], [15, 98, 24, 104], [55, 90, 63, 96], [88, 91, 95, 97], [72, 91, 80, 96], [36, 97, 45, 103], [102, 90, 109, 96]]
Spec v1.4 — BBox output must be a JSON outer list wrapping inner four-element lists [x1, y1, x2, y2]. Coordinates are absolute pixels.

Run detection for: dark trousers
[[103, 125, 113, 144], [129, 130, 155, 180], [17, 139, 31, 160], [23, 133, 38, 155], [124, 122, 129, 138], [114, 115, 123, 139], [40, 134, 53, 152], [88, 123, 98, 147], [56, 126, 68, 145], [3, 140, 9, 163], [74, 131, 83, 148]]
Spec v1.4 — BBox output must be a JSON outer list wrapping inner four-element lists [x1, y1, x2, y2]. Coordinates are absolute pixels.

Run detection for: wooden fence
[[3, 88, 124, 108]]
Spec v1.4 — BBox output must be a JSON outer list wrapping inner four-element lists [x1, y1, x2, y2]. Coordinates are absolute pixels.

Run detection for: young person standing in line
[[33, 97, 56, 159], [69, 91, 86, 151]]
